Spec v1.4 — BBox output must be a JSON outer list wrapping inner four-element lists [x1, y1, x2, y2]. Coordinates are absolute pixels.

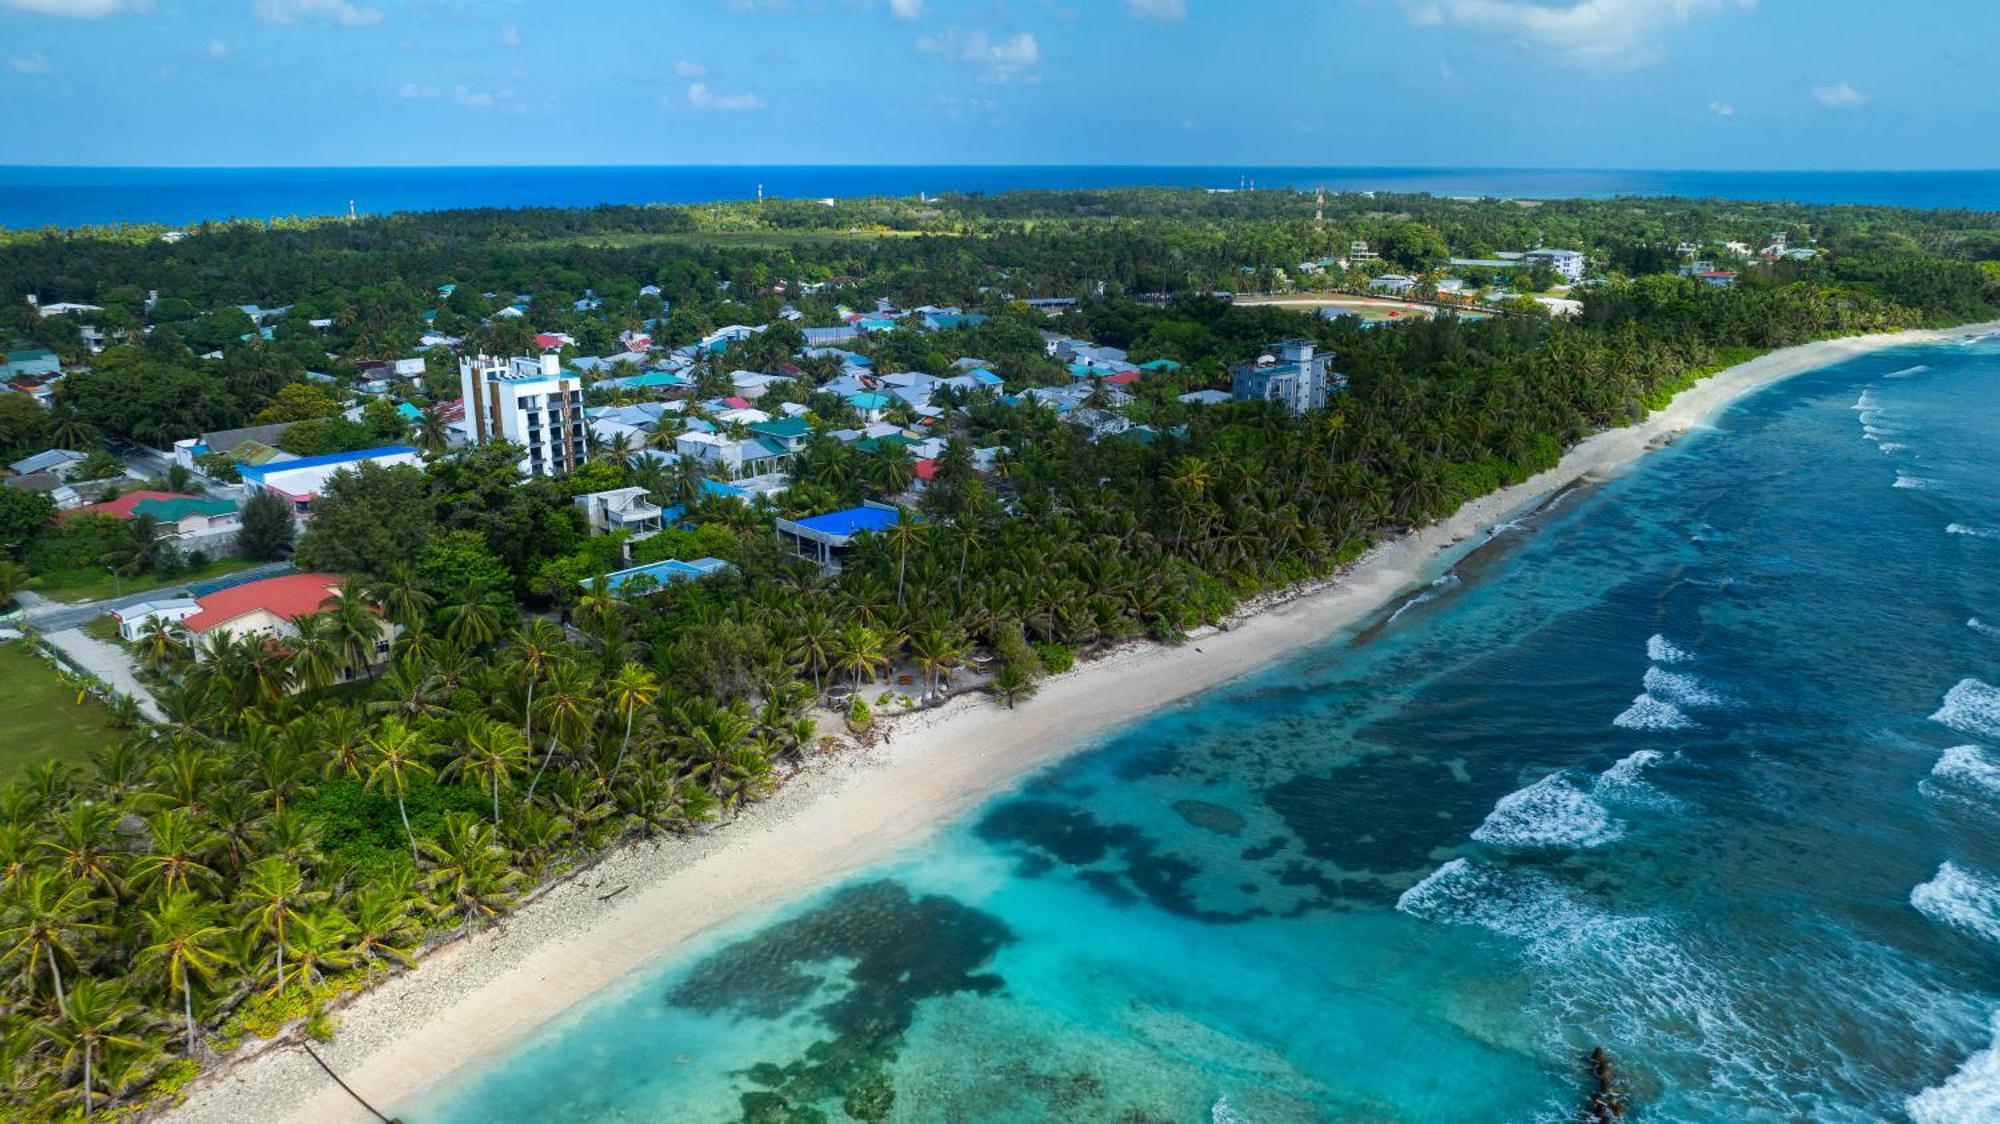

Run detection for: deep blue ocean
[[3, 166, 1999, 230], [410, 337, 2000, 1123]]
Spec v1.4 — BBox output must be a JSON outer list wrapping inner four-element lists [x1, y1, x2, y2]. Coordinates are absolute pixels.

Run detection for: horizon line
[[2, 162, 1997, 175]]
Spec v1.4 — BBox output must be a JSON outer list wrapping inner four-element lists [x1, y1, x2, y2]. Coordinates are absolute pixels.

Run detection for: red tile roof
[[1103, 372, 1140, 386], [60, 491, 198, 523], [182, 572, 344, 634], [722, 396, 752, 410], [914, 457, 938, 481]]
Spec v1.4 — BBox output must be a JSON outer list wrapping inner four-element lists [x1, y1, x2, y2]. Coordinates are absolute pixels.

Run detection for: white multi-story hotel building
[[458, 353, 587, 477]]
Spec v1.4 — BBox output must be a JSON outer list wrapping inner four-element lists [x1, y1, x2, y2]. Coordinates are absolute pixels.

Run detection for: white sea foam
[[1928, 745, 2000, 801], [1396, 859, 1626, 951], [1970, 618, 2000, 639], [1908, 1011, 2000, 1124], [1932, 679, 2000, 739], [1615, 693, 1697, 731], [1895, 473, 1941, 490], [1386, 573, 1459, 625], [1646, 633, 1694, 664], [1885, 363, 1931, 378], [1948, 524, 1998, 539], [1858, 409, 1886, 425], [1472, 772, 1623, 849], [1911, 861, 2000, 946], [1880, 442, 1910, 454], [1852, 388, 1879, 411], [1593, 749, 1684, 811], [1861, 425, 1894, 441], [1643, 666, 1727, 710]]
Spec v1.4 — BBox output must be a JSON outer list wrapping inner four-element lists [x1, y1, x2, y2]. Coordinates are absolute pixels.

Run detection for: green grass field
[[34, 556, 260, 604], [0, 643, 125, 778]]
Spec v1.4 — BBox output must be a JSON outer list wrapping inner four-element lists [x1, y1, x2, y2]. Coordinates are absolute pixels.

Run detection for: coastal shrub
[[845, 695, 872, 733], [1033, 644, 1074, 675]]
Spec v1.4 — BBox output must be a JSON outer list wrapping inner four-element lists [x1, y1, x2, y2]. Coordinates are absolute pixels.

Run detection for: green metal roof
[[133, 496, 235, 521]]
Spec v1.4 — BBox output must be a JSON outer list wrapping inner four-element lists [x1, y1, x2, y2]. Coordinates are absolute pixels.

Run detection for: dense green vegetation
[[0, 645, 124, 780], [0, 188, 1997, 1119]]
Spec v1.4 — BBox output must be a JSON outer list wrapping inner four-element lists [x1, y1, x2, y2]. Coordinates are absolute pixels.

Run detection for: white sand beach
[[166, 322, 1999, 1124]]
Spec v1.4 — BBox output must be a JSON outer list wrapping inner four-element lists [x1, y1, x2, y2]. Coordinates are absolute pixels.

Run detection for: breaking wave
[[1926, 745, 2000, 802], [1395, 859, 1634, 959], [1908, 1011, 2000, 1124], [1594, 749, 1684, 811], [1948, 524, 1998, 539], [1931, 679, 2000, 739], [1646, 633, 1693, 664], [1615, 693, 1696, 731], [1879, 442, 1910, 454], [1969, 618, 2000, 639], [1643, 666, 1728, 710], [1884, 363, 1931, 378], [1386, 574, 1459, 626], [1472, 772, 1623, 849], [1911, 861, 2000, 946], [1894, 473, 1940, 490], [1852, 388, 1879, 411]]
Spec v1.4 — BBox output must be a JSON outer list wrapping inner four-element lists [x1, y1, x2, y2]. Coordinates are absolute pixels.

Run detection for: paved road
[[17, 560, 294, 632], [42, 627, 163, 721]]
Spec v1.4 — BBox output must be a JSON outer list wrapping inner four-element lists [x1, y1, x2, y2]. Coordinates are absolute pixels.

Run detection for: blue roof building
[[585, 556, 731, 597], [774, 502, 909, 570]]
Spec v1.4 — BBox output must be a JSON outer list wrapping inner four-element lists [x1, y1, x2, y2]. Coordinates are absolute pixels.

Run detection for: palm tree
[[420, 813, 523, 934], [908, 620, 967, 700], [788, 608, 838, 693], [417, 404, 451, 453], [604, 661, 660, 781], [363, 717, 436, 865], [0, 558, 38, 611], [439, 582, 504, 651], [325, 579, 385, 679], [101, 514, 166, 578], [130, 810, 221, 899], [349, 870, 423, 969], [442, 718, 529, 827], [136, 892, 229, 1054], [236, 855, 323, 995], [832, 623, 890, 692], [526, 660, 597, 800], [314, 706, 370, 779], [367, 562, 435, 634], [282, 611, 341, 693], [989, 663, 1036, 709], [281, 908, 357, 989], [135, 614, 184, 673], [0, 871, 107, 1007], [37, 978, 149, 1118], [505, 619, 566, 748], [884, 507, 924, 607]]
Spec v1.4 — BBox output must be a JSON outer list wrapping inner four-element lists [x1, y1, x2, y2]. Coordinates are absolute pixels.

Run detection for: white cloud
[[1405, 0, 1751, 71], [0, 0, 148, 17], [207, 39, 229, 58], [1811, 81, 1870, 108], [1708, 99, 1733, 117], [686, 82, 764, 111], [8, 51, 52, 73], [497, 23, 520, 47], [674, 60, 706, 77], [452, 84, 511, 108], [398, 81, 439, 99], [916, 28, 1040, 84], [1126, 0, 1185, 19], [888, 0, 924, 19], [253, 0, 383, 28]]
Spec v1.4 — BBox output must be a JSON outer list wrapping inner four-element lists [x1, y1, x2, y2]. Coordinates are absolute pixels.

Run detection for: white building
[[575, 486, 664, 542], [1524, 248, 1586, 283], [459, 353, 587, 477]]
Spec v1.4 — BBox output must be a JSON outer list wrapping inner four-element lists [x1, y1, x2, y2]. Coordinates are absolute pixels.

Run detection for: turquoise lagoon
[[412, 338, 2000, 1123]]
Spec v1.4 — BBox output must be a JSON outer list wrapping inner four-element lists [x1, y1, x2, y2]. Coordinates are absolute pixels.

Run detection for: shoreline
[[166, 321, 1998, 1124]]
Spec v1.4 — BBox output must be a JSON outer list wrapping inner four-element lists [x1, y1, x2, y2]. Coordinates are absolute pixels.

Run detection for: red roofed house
[[1102, 371, 1140, 387], [180, 572, 398, 675], [721, 395, 753, 411], [534, 333, 574, 351], [61, 490, 241, 551]]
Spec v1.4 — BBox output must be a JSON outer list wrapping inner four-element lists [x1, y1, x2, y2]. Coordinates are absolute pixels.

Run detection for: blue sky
[[1, 0, 1994, 169]]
